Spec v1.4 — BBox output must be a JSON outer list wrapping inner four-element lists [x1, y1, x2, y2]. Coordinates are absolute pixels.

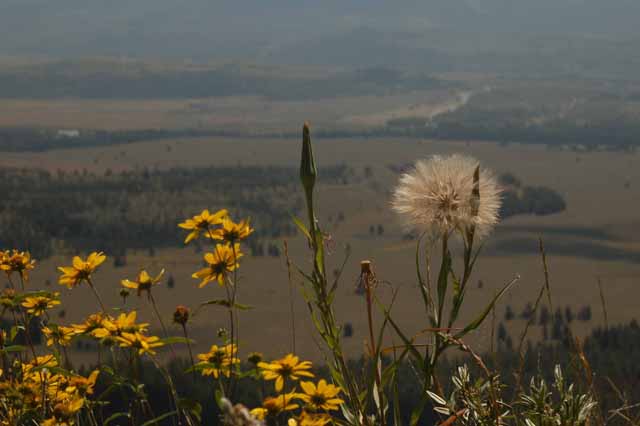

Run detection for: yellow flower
[[116, 331, 164, 355], [42, 397, 85, 426], [289, 412, 332, 426], [0, 249, 36, 280], [208, 217, 254, 244], [250, 393, 299, 419], [65, 370, 100, 396], [58, 252, 106, 288], [23, 355, 58, 377], [71, 313, 107, 335], [196, 344, 239, 378], [179, 209, 228, 244], [92, 311, 149, 339], [0, 288, 17, 310], [298, 380, 343, 411], [121, 269, 165, 297], [21, 294, 61, 316], [42, 325, 75, 347], [192, 243, 242, 287], [258, 354, 314, 392]]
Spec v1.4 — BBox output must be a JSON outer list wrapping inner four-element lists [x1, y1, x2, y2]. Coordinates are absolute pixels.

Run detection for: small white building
[[56, 129, 81, 138]]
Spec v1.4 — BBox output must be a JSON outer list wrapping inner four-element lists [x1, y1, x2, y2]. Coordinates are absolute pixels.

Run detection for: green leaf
[[410, 396, 429, 426], [214, 389, 225, 410], [313, 228, 325, 276], [384, 310, 425, 366], [372, 380, 381, 411], [0, 345, 26, 353], [415, 234, 439, 327], [104, 412, 131, 426], [179, 398, 202, 422], [195, 299, 253, 313], [449, 273, 465, 326], [29, 365, 71, 376], [415, 235, 430, 317], [159, 336, 195, 345], [10, 326, 20, 341], [436, 245, 452, 326], [454, 275, 519, 339], [140, 411, 178, 426], [291, 215, 312, 241], [293, 264, 315, 285], [12, 290, 58, 303]]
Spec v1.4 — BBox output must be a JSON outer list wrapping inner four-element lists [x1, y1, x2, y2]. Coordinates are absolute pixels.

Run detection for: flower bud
[[173, 305, 190, 326], [299, 122, 317, 199], [247, 351, 263, 365]]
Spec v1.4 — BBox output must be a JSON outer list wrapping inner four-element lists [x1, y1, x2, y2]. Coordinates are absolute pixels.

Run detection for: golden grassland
[[0, 90, 457, 132], [3, 136, 640, 362]]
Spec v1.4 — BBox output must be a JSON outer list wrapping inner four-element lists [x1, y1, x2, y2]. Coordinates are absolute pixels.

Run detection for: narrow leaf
[[104, 412, 131, 426], [291, 215, 312, 241], [454, 276, 519, 339], [140, 411, 178, 426], [159, 336, 195, 345]]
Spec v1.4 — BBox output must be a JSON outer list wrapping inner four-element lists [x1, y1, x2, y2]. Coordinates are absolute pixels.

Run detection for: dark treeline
[[3, 118, 639, 153], [77, 321, 640, 425], [499, 172, 567, 217], [385, 115, 640, 149], [0, 128, 228, 152], [0, 65, 443, 100], [0, 165, 352, 259]]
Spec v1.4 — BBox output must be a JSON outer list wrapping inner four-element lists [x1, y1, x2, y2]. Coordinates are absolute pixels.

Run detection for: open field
[[3, 136, 640, 361], [0, 89, 463, 132]]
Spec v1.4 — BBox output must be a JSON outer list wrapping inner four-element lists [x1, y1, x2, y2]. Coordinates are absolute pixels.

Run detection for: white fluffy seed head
[[392, 154, 501, 240]]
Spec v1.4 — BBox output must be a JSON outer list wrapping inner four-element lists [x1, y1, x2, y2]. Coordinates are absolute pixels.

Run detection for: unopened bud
[[300, 122, 317, 198], [247, 351, 263, 365], [173, 305, 190, 325]]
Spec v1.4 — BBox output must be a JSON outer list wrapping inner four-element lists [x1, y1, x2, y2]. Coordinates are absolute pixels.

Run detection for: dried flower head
[[392, 155, 501, 240]]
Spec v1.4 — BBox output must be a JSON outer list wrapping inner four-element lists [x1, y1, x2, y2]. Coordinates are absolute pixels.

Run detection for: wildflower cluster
[[0, 354, 99, 426], [0, 123, 604, 426], [0, 249, 36, 282], [0, 249, 174, 425], [192, 347, 342, 425], [180, 209, 252, 288]]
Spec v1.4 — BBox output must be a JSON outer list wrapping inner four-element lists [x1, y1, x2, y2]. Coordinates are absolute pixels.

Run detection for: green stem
[[182, 324, 197, 381], [86, 278, 107, 313], [149, 292, 176, 358], [150, 355, 185, 426]]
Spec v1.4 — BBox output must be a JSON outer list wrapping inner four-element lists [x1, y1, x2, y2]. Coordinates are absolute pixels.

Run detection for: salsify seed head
[[392, 154, 501, 240]]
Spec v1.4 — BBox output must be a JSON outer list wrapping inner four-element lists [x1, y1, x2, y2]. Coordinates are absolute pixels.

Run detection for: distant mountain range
[[1, 0, 639, 60]]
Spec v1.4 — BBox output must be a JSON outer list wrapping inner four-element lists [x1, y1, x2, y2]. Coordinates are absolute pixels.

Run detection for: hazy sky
[[1, 0, 638, 59]]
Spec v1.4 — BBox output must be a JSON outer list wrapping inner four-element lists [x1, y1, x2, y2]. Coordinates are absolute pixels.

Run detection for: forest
[[0, 165, 353, 258], [0, 166, 565, 260]]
